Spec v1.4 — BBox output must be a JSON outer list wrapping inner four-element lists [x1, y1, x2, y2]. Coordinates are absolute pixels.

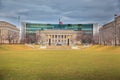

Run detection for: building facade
[[21, 22, 99, 45], [36, 30, 83, 46], [0, 21, 19, 44], [99, 16, 120, 46]]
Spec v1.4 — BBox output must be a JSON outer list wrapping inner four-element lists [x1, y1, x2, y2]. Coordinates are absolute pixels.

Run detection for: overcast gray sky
[[0, 0, 120, 27]]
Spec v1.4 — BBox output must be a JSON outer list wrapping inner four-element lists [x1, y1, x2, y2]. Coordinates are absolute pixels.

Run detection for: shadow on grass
[[0, 70, 5, 80]]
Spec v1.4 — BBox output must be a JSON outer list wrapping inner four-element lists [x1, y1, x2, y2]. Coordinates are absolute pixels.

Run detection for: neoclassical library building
[[21, 22, 98, 46]]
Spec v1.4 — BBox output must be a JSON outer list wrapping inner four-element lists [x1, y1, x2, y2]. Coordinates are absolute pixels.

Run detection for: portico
[[36, 30, 83, 46], [47, 34, 72, 46]]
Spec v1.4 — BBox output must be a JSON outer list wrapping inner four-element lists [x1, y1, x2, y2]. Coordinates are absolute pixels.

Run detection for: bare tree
[[0, 29, 2, 44], [118, 27, 120, 45], [7, 31, 19, 44], [26, 34, 35, 44], [81, 34, 93, 44], [93, 33, 99, 44]]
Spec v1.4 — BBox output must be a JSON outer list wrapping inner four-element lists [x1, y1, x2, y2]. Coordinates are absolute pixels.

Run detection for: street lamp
[[114, 14, 117, 46]]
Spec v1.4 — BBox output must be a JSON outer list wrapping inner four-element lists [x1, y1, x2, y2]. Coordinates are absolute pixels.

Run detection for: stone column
[[48, 35, 51, 46]]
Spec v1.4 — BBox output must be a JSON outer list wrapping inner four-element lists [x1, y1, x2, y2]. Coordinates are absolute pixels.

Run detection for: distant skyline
[[0, 0, 120, 28]]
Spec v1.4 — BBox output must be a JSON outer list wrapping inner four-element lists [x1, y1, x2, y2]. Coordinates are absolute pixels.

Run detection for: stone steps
[[47, 46, 71, 49]]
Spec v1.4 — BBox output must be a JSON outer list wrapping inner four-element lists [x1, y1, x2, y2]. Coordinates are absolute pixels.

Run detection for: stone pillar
[[64, 35, 65, 44], [65, 35, 67, 45], [48, 35, 51, 46]]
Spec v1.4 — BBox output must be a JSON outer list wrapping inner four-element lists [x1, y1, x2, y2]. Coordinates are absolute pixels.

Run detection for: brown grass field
[[0, 45, 120, 80]]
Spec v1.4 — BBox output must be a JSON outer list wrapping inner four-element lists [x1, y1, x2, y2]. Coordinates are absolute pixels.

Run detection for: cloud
[[0, 0, 3, 9], [0, 0, 119, 27]]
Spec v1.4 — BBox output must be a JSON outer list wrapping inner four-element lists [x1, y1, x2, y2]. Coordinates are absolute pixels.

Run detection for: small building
[[0, 21, 19, 44]]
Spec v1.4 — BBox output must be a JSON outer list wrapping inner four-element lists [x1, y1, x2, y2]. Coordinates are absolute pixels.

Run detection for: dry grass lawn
[[0, 45, 120, 80]]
